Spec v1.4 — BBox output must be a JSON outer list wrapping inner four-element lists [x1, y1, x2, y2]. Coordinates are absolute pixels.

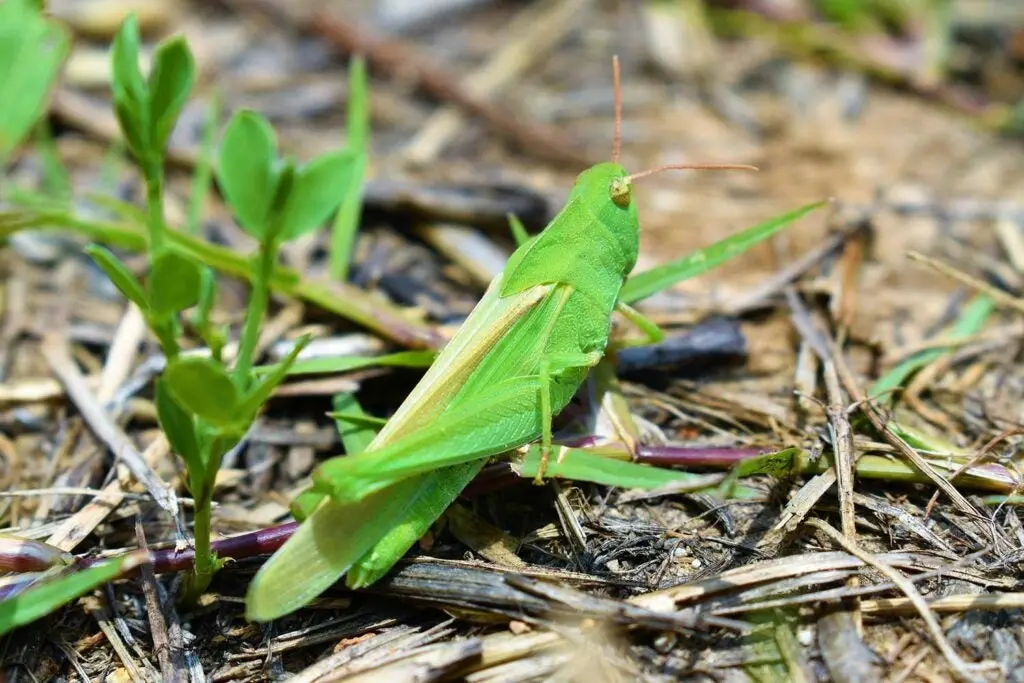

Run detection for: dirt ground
[[3, 0, 1024, 681]]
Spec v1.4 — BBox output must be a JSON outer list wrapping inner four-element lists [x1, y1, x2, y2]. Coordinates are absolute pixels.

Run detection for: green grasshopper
[[245, 58, 755, 621]]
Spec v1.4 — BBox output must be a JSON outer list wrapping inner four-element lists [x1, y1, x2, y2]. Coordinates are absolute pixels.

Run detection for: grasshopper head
[[567, 162, 641, 271], [571, 162, 635, 213]]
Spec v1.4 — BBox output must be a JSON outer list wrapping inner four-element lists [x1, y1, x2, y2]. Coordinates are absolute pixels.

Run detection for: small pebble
[[508, 620, 531, 635], [653, 632, 677, 654]]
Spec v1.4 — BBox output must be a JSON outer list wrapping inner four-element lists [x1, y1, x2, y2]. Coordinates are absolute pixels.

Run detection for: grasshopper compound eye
[[609, 177, 632, 208]]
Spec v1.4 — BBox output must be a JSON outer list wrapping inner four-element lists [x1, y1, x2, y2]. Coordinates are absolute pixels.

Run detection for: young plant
[[84, 16, 359, 602], [244, 57, 826, 621]]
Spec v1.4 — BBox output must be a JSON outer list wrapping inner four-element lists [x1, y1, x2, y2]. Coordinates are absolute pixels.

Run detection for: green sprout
[[83, 15, 362, 603]]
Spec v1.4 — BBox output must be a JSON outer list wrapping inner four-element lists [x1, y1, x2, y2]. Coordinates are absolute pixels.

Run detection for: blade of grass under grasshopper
[[330, 56, 369, 282], [254, 349, 436, 377], [0, 553, 143, 636], [516, 445, 748, 494], [620, 200, 828, 304], [333, 392, 379, 455], [869, 294, 994, 403], [0, 207, 443, 349]]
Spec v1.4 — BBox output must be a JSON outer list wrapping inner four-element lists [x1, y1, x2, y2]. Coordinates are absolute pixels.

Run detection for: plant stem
[[0, 207, 444, 348], [144, 163, 167, 255], [233, 239, 278, 387], [181, 487, 215, 604], [141, 164, 183, 360]]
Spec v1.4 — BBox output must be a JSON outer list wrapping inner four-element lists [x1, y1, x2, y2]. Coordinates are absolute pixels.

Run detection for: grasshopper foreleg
[[534, 350, 603, 484]]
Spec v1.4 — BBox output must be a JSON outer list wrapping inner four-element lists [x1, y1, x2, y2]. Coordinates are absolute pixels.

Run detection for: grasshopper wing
[[246, 482, 423, 621]]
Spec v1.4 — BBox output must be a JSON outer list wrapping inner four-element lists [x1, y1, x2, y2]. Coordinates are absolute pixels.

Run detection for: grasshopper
[[245, 58, 755, 621]]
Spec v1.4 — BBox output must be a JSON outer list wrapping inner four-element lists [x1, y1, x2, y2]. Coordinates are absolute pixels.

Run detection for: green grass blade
[[187, 91, 222, 235], [620, 200, 827, 304], [34, 120, 71, 202], [332, 392, 379, 456], [329, 56, 369, 282], [256, 349, 436, 377], [0, 553, 142, 636], [518, 445, 729, 492], [869, 294, 994, 403]]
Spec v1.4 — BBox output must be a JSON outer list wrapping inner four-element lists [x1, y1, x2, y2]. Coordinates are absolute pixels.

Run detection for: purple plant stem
[[635, 444, 768, 467], [75, 522, 299, 577], [0, 443, 769, 599], [130, 445, 763, 574]]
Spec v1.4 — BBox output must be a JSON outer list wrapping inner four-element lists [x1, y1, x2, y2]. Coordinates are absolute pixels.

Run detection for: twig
[[806, 518, 1000, 682], [99, 305, 146, 403], [136, 519, 178, 683], [830, 347, 1001, 545], [41, 334, 184, 538], [89, 597, 150, 683], [925, 428, 1024, 520], [755, 289, 838, 552], [45, 436, 171, 552], [908, 250, 1024, 315], [722, 215, 860, 316], [302, 10, 593, 167], [403, 0, 591, 166]]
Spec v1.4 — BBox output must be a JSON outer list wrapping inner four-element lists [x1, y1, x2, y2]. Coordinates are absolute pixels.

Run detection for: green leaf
[[264, 158, 296, 244], [148, 248, 203, 315], [163, 357, 241, 427], [85, 244, 149, 310], [279, 150, 358, 240], [147, 36, 195, 154], [0, 0, 71, 164], [331, 392, 377, 456], [237, 335, 311, 419], [154, 378, 201, 472], [110, 14, 149, 159], [620, 200, 828, 304], [217, 110, 277, 238], [0, 554, 140, 637]]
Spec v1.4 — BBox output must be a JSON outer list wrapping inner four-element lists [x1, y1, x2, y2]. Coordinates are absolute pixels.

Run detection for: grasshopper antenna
[[627, 163, 758, 183], [611, 55, 622, 164]]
